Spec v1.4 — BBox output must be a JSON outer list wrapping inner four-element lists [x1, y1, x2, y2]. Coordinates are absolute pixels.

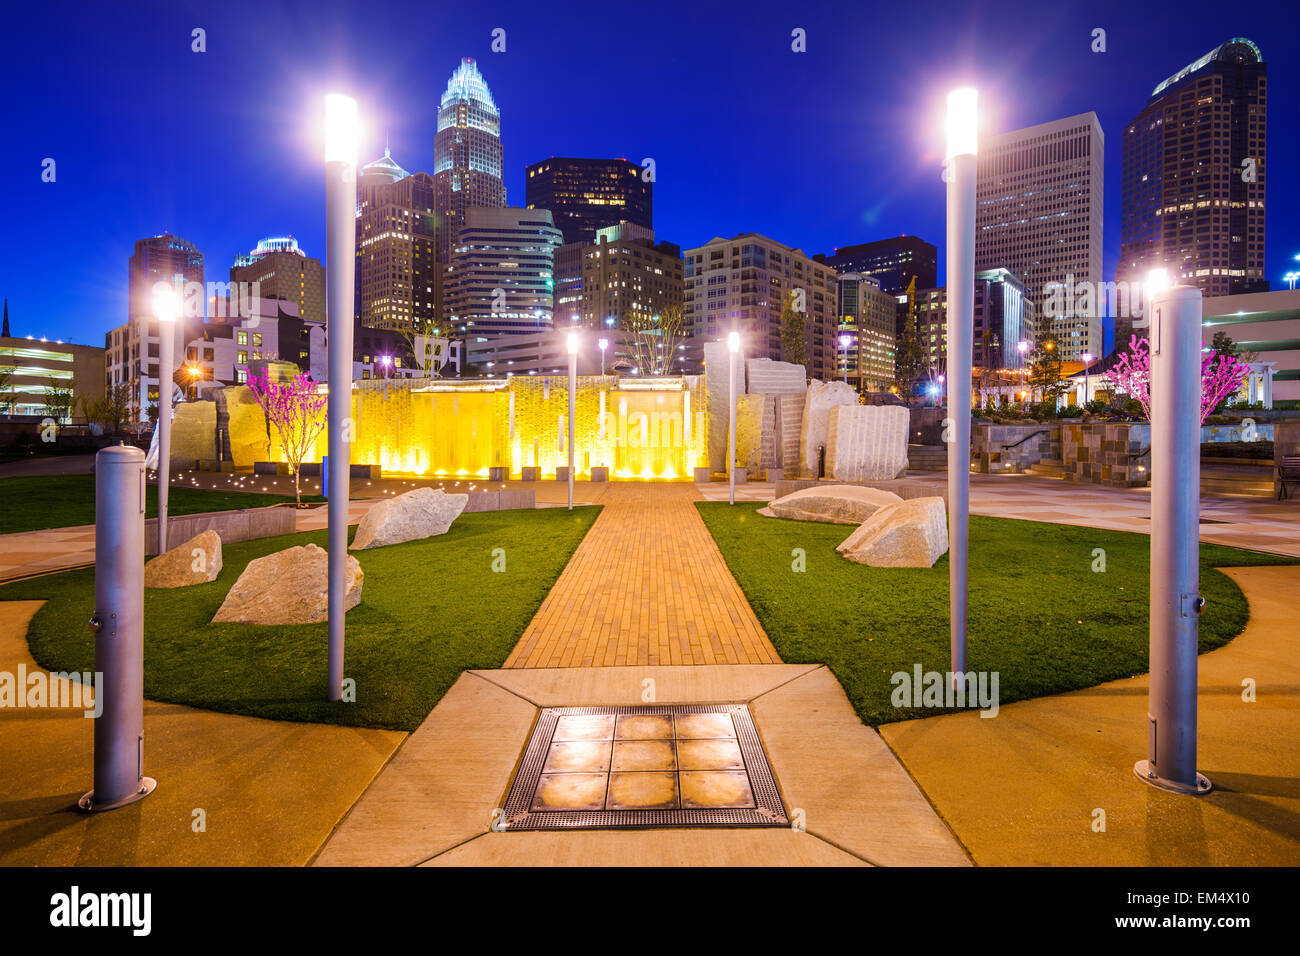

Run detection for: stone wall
[[824, 405, 909, 480], [1060, 422, 1151, 487], [972, 423, 1059, 474]]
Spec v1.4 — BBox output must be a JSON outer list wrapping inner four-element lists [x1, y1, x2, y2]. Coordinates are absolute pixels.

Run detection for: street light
[[597, 337, 608, 375], [1082, 351, 1093, 405], [1017, 340, 1028, 408], [838, 332, 852, 384], [945, 85, 977, 682], [151, 281, 177, 555], [728, 331, 740, 504], [566, 332, 578, 510], [325, 92, 358, 704], [1285, 271, 1300, 291]]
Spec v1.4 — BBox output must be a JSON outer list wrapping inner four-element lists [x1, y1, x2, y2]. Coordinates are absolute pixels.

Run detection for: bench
[[1279, 456, 1300, 500]]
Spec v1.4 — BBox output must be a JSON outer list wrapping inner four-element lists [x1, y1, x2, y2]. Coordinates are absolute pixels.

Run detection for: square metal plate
[[500, 704, 788, 830]]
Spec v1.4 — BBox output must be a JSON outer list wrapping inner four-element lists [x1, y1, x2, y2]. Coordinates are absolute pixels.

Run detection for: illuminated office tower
[[525, 157, 652, 245]]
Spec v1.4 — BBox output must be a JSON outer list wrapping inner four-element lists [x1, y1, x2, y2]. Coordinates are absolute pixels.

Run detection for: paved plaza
[[1, 469, 1298, 866]]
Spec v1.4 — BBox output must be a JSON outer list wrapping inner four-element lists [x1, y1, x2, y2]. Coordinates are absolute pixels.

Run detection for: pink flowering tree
[[1107, 335, 1250, 424], [248, 370, 327, 508]]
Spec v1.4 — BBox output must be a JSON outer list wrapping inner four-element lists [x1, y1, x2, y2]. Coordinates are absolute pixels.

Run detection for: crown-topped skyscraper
[[434, 58, 507, 285]]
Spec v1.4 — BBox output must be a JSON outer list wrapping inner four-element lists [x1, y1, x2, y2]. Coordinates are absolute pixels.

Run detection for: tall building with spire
[[434, 58, 507, 308]]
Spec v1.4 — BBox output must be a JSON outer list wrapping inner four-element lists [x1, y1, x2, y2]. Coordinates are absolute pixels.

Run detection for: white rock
[[212, 543, 361, 625], [836, 497, 948, 568], [145, 530, 222, 588], [758, 485, 903, 524], [799, 380, 859, 476], [825, 404, 909, 481], [350, 487, 468, 550]]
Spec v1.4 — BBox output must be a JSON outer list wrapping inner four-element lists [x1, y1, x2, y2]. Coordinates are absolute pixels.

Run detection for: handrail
[[1000, 429, 1050, 451], [1128, 445, 1151, 460]]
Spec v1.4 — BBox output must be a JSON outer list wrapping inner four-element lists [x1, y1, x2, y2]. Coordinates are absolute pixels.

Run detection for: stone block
[[800, 380, 859, 477], [824, 405, 909, 481], [837, 497, 948, 568], [521, 466, 539, 481], [213, 543, 361, 625], [590, 466, 609, 482], [145, 530, 222, 588], [351, 487, 468, 550]]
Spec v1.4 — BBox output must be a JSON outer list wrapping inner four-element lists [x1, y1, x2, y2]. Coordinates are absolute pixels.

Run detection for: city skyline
[[4, 1, 1299, 349]]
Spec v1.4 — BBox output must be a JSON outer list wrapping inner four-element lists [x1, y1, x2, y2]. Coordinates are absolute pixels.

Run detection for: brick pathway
[[505, 483, 779, 668]]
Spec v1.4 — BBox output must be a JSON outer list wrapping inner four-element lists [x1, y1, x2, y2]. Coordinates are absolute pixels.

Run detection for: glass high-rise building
[[975, 112, 1104, 362], [434, 58, 507, 277], [445, 208, 563, 337], [815, 235, 936, 295], [1117, 37, 1267, 349], [108, 233, 204, 423], [525, 157, 652, 245]]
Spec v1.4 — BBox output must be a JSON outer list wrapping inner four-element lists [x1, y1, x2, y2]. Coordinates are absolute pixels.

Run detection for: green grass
[[696, 502, 1297, 726], [0, 506, 600, 731], [0, 474, 324, 535]]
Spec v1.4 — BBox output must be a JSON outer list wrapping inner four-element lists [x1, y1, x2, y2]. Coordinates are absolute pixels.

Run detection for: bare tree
[[625, 305, 686, 376]]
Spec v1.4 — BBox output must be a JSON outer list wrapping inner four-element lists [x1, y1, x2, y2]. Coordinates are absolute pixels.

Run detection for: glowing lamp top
[[945, 88, 978, 159]]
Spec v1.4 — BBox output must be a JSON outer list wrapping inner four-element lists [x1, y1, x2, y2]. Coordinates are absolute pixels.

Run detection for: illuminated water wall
[[301, 375, 706, 479]]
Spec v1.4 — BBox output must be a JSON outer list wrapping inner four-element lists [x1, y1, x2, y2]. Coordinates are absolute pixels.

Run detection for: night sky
[[3, 0, 1297, 351]]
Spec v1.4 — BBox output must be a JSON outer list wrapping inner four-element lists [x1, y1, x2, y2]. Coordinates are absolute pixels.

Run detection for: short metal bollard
[[79, 445, 157, 812]]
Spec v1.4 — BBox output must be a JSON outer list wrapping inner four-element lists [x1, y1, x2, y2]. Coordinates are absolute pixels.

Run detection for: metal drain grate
[[500, 704, 788, 830]]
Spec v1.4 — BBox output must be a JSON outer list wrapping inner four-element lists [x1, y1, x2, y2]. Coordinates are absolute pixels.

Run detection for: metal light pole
[[728, 331, 740, 504], [1018, 339, 1028, 408], [325, 93, 358, 703], [566, 332, 578, 510], [945, 87, 977, 679], [152, 284, 177, 554], [598, 337, 608, 376], [80, 445, 156, 811], [839, 333, 851, 384], [1082, 351, 1093, 405], [1135, 273, 1211, 795]]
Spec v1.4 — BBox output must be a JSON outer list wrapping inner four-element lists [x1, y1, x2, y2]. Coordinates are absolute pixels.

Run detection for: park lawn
[[696, 502, 1298, 726], [0, 474, 324, 535], [0, 506, 601, 731]]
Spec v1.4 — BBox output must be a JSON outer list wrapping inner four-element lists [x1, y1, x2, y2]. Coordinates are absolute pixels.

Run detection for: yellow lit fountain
[[296, 375, 706, 479]]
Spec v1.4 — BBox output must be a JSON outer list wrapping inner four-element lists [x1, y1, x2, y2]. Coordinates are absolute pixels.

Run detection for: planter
[[1060, 422, 1150, 487]]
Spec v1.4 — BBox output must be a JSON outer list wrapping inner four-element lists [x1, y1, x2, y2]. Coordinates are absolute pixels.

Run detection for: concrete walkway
[[506, 483, 778, 668], [313, 665, 970, 867], [880, 564, 1300, 866], [0, 601, 403, 866]]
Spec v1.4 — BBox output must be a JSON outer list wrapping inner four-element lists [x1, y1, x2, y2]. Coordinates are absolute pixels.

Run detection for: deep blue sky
[[2, 0, 1297, 350]]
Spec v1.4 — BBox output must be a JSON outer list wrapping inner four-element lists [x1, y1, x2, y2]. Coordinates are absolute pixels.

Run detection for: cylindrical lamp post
[[151, 282, 178, 555], [567, 332, 578, 510], [598, 337, 608, 376], [1082, 351, 1093, 405], [728, 331, 740, 504], [325, 93, 358, 703], [1135, 271, 1211, 795], [945, 87, 977, 679], [1017, 340, 1028, 408], [79, 445, 156, 812], [839, 333, 852, 384]]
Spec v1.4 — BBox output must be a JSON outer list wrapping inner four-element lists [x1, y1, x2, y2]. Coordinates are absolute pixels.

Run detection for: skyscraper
[[525, 157, 652, 245], [433, 58, 506, 274], [108, 233, 204, 424], [553, 222, 683, 330], [354, 148, 440, 334], [445, 207, 563, 337], [1117, 37, 1268, 349], [815, 235, 936, 294], [684, 234, 838, 379], [975, 112, 1104, 361], [230, 236, 325, 326], [835, 273, 896, 391]]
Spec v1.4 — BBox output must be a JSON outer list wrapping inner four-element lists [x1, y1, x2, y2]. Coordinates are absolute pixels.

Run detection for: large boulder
[[350, 487, 468, 550], [836, 497, 948, 568], [144, 530, 222, 588], [825, 404, 909, 481], [212, 543, 361, 625], [758, 485, 903, 525], [800, 380, 859, 476]]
